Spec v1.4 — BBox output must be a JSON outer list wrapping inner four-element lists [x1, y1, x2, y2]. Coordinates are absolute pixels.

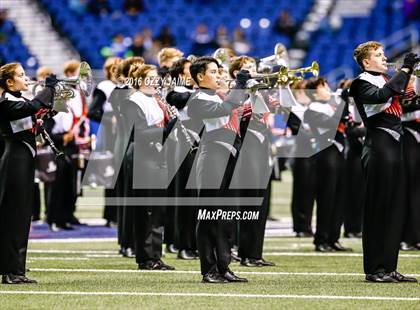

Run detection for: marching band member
[[166, 58, 200, 260], [157, 47, 183, 78], [44, 60, 89, 230], [228, 56, 275, 267], [155, 48, 183, 254], [188, 56, 250, 283], [350, 41, 417, 282], [112, 56, 144, 258], [304, 77, 351, 252], [287, 80, 315, 238], [340, 79, 365, 239], [0, 62, 57, 284], [400, 76, 420, 251], [124, 64, 176, 270], [88, 56, 122, 227]]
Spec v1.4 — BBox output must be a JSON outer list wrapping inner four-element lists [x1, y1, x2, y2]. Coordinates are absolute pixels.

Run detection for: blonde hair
[[103, 57, 122, 80], [63, 59, 81, 77], [157, 47, 183, 66], [128, 64, 157, 89], [0, 62, 21, 91], [36, 66, 53, 81], [117, 56, 145, 79], [228, 56, 255, 78], [353, 41, 383, 69]]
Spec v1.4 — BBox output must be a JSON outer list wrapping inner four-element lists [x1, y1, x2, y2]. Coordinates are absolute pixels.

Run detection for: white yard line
[[264, 252, 420, 258], [27, 249, 420, 258], [28, 250, 116, 254], [29, 238, 117, 243], [27, 257, 89, 261], [28, 268, 420, 277], [0, 290, 419, 301]]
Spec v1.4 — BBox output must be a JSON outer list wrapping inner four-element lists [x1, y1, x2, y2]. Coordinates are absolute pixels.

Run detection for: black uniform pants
[[45, 156, 76, 225], [402, 130, 420, 244], [291, 157, 316, 233], [361, 129, 405, 275], [344, 148, 364, 235], [236, 135, 271, 260], [196, 142, 238, 275], [174, 142, 198, 251], [0, 142, 35, 275], [314, 145, 345, 245]]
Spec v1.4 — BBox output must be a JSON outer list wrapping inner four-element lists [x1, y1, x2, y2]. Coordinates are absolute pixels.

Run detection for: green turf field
[[1, 172, 419, 309]]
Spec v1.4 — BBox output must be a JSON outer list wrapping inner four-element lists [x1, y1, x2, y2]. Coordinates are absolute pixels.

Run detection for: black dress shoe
[[123, 247, 135, 258], [296, 231, 314, 238], [241, 258, 262, 267], [365, 272, 398, 283], [389, 271, 418, 282], [177, 249, 196, 260], [344, 232, 362, 238], [138, 260, 161, 270], [166, 244, 178, 254], [202, 272, 228, 283], [50, 223, 74, 232], [156, 260, 175, 270], [231, 252, 241, 262], [315, 244, 334, 252], [2, 274, 37, 284], [222, 269, 248, 283], [17, 275, 37, 284], [330, 242, 353, 252], [400, 242, 417, 251], [69, 216, 86, 225], [256, 258, 276, 266]]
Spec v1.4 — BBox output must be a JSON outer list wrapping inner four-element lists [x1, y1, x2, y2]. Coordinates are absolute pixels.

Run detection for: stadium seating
[[38, 0, 313, 68], [303, 1, 420, 75], [0, 18, 37, 68]]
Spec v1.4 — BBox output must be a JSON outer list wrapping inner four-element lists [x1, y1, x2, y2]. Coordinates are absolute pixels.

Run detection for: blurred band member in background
[[124, 64, 176, 270], [166, 58, 200, 260], [88, 56, 122, 227], [304, 77, 351, 253], [287, 80, 315, 238]]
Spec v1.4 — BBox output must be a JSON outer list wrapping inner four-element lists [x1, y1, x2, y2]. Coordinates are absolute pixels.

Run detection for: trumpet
[[387, 61, 420, 76], [30, 61, 93, 102], [252, 61, 320, 86], [258, 42, 288, 73]]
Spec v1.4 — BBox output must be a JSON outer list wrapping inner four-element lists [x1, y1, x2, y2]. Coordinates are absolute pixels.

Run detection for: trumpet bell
[[78, 61, 93, 97]]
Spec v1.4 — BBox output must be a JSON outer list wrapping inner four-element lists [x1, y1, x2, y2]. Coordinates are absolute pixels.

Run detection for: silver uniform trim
[[214, 141, 237, 157], [405, 127, 420, 143], [96, 80, 117, 113], [358, 72, 392, 117], [377, 127, 401, 142], [248, 129, 265, 143]]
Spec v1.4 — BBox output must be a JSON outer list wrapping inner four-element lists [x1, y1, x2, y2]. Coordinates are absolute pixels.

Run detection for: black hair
[[189, 56, 220, 85], [169, 58, 190, 79], [305, 76, 327, 101]]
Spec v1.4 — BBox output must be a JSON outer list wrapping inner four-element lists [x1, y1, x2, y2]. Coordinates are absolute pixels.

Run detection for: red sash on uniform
[[382, 75, 402, 118], [154, 95, 171, 127], [217, 91, 240, 135]]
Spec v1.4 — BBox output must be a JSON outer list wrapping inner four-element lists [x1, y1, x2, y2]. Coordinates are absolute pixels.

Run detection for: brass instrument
[[258, 42, 288, 73], [212, 48, 233, 68], [387, 61, 420, 76], [31, 62, 93, 158], [251, 61, 320, 87], [30, 61, 93, 103]]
